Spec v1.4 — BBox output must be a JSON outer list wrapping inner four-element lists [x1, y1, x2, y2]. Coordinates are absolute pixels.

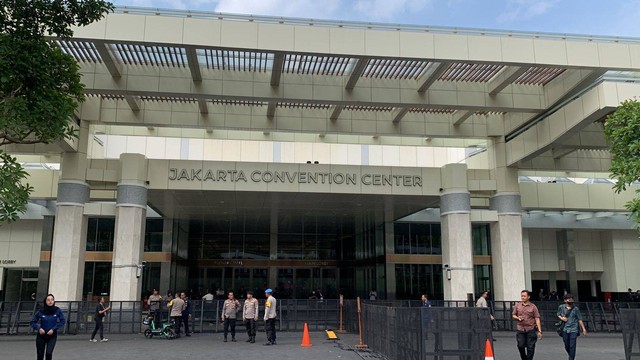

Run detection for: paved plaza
[[0, 331, 627, 360]]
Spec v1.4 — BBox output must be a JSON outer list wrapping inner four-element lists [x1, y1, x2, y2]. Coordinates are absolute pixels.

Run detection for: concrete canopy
[[49, 7, 639, 167]]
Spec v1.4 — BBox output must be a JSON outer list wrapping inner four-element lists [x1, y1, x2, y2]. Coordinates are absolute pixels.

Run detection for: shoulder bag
[[554, 306, 574, 336]]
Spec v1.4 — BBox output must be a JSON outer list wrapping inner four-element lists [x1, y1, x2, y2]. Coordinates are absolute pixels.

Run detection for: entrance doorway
[[2, 269, 38, 301], [276, 268, 337, 299], [199, 267, 269, 299]]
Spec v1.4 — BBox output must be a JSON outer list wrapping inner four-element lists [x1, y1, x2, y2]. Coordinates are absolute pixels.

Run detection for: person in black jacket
[[30, 294, 66, 360], [90, 297, 111, 342], [180, 292, 192, 336]]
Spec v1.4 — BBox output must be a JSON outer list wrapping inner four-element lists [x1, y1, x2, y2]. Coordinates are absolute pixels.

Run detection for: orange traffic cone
[[484, 339, 494, 360], [301, 323, 312, 347]]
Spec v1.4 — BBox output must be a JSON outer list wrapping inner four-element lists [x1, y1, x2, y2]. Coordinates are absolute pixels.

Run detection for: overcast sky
[[110, 0, 640, 38]]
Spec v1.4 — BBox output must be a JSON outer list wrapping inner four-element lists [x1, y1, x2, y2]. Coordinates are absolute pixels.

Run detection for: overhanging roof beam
[[330, 105, 343, 121], [488, 66, 528, 96], [452, 110, 473, 126], [267, 101, 276, 118], [124, 95, 141, 112], [185, 47, 202, 82], [392, 107, 410, 124], [345, 58, 369, 90], [271, 53, 285, 87], [551, 147, 576, 159], [198, 99, 208, 114], [417, 62, 450, 93], [94, 41, 121, 78]]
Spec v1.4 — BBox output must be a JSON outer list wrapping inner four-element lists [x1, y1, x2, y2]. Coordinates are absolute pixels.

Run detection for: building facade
[[2, 8, 640, 302]]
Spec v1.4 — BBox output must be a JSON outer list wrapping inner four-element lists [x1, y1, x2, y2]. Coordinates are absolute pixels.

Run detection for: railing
[[620, 309, 640, 360], [0, 299, 345, 335], [112, 6, 640, 45], [1, 299, 636, 335], [362, 302, 493, 360]]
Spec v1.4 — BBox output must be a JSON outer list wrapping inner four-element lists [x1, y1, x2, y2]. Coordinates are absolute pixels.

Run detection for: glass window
[[277, 234, 302, 259], [472, 224, 491, 255], [83, 262, 112, 300], [141, 262, 161, 297], [244, 234, 270, 259], [86, 218, 114, 251], [394, 223, 442, 255], [145, 219, 164, 252], [395, 264, 443, 300], [394, 223, 411, 254], [474, 265, 492, 295]]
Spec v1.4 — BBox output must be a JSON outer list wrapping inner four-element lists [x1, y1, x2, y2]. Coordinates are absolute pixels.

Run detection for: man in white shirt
[[202, 290, 214, 301], [476, 291, 495, 320]]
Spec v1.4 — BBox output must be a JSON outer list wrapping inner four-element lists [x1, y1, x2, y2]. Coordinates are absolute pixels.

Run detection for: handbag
[[555, 306, 574, 336]]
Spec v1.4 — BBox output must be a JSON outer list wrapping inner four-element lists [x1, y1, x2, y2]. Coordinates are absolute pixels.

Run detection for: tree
[[0, 0, 113, 223], [603, 99, 640, 227]]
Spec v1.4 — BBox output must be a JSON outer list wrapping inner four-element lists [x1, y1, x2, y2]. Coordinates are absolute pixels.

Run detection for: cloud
[[115, 0, 217, 10], [352, 0, 431, 21], [214, 0, 342, 19], [497, 0, 558, 23], [612, 0, 640, 37]]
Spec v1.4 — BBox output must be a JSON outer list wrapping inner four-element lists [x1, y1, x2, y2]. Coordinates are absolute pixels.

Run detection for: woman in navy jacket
[[30, 294, 66, 360]]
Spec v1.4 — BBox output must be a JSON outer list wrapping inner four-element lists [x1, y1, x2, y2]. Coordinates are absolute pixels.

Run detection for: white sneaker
[[100, 338, 109, 342], [90, 339, 97, 342]]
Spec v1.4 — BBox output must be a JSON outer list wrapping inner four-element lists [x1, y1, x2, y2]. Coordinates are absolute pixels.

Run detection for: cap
[[265, 288, 273, 294]]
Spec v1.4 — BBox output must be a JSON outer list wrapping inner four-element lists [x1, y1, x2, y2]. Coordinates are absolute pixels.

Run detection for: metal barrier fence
[[361, 303, 493, 360], [0, 299, 343, 335], [1, 299, 637, 336], [620, 309, 640, 360]]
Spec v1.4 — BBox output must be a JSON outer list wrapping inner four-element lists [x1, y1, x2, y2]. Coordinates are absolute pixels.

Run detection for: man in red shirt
[[512, 290, 542, 360]]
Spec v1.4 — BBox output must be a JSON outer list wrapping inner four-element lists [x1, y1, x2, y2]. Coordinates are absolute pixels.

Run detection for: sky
[[110, 0, 640, 38]]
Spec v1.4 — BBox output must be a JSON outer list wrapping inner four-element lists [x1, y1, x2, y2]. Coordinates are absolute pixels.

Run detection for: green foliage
[[0, 150, 33, 223], [1, 0, 114, 39], [0, 1, 113, 223], [604, 99, 640, 225]]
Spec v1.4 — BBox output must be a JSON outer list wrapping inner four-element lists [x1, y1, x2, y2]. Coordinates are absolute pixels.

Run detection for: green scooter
[[143, 315, 177, 339]]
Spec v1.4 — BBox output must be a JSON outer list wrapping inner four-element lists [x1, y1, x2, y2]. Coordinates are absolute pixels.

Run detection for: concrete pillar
[[49, 121, 91, 301], [557, 230, 578, 299], [158, 219, 173, 294], [487, 137, 526, 301], [37, 216, 55, 300], [490, 193, 526, 301], [549, 272, 558, 294], [522, 230, 532, 291], [109, 154, 148, 301], [269, 208, 278, 286], [49, 179, 90, 301], [440, 164, 474, 301], [384, 204, 396, 300]]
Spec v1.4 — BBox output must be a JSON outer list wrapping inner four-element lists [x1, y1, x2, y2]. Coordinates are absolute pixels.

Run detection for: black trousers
[[171, 316, 182, 334], [223, 318, 236, 338], [561, 331, 579, 360], [36, 333, 57, 360], [181, 313, 190, 335], [265, 318, 276, 343], [516, 329, 538, 360], [91, 317, 104, 340], [245, 319, 256, 337]]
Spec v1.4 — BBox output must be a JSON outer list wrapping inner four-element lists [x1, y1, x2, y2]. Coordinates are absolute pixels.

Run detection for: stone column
[[269, 208, 278, 286], [384, 205, 396, 300], [159, 219, 174, 294], [49, 179, 90, 301], [109, 154, 148, 301], [440, 164, 474, 301], [487, 137, 526, 301], [557, 230, 578, 299], [490, 193, 526, 301]]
